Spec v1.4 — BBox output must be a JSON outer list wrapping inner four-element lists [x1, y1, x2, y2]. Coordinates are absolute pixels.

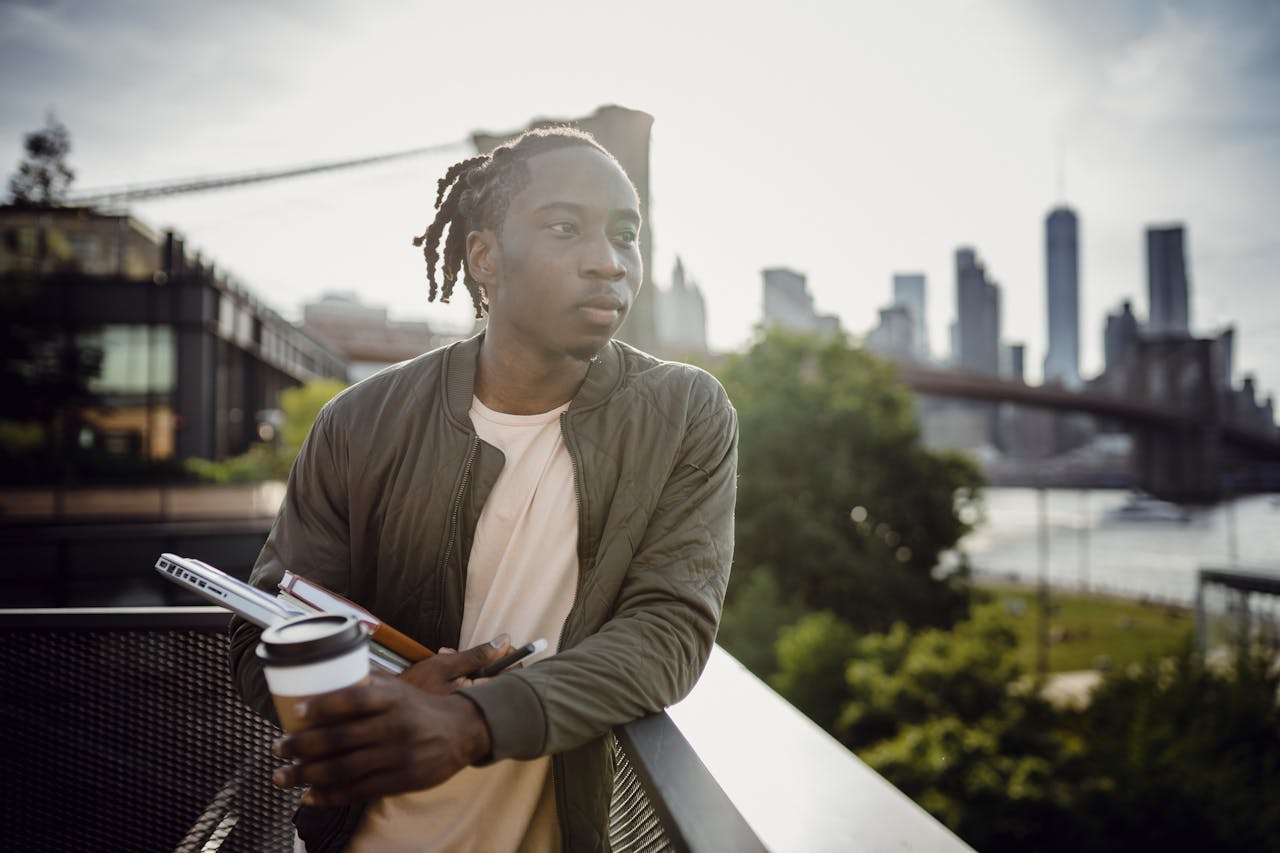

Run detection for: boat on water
[[1102, 492, 1191, 524]]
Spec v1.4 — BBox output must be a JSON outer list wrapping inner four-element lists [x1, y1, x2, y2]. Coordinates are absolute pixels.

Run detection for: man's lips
[[577, 297, 625, 325]]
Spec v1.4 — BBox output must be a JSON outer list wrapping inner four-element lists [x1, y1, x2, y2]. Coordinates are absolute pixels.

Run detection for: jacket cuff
[[458, 673, 545, 762]]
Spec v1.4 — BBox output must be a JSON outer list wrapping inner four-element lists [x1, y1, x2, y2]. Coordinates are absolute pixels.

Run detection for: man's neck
[[474, 335, 593, 415]]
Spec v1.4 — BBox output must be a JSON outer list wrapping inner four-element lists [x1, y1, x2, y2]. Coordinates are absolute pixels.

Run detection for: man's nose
[[580, 235, 627, 281]]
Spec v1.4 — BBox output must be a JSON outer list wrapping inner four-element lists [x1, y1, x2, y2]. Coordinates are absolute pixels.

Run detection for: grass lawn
[[972, 581, 1195, 673]]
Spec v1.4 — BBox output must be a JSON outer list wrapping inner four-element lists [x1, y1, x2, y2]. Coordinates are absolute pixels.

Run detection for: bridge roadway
[[891, 362, 1280, 459]]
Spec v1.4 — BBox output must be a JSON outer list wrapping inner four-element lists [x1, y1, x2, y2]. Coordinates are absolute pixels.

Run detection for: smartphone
[[471, 638, 548, 679]]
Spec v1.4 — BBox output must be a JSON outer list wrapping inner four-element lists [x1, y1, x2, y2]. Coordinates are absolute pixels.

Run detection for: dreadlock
[[411, 126, 620, 319]]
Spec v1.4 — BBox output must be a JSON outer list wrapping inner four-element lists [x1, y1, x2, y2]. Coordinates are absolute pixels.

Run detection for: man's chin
[[568, 340, 608, 363]]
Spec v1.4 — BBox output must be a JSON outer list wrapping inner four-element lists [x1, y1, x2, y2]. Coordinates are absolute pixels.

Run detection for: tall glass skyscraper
[[1146, 225, 1190, 335], [1043, 207, 1080, 387], [892, 273, 929, 360], [954, 247, 1000, 375]]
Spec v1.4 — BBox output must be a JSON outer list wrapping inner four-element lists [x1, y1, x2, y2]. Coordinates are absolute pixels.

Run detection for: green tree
[[8, 115, 75, 205], [1070, 645, 1280, 852], [770, 610, 860, 732], [716, 330, 981, 634], [831, 612, 1088, 852], [714, 570, 807, 676], [278, 379, 347, 458]]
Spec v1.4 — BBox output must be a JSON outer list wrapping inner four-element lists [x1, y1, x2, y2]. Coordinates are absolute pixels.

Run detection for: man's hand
[[399, 635, 513, 695], [271, 675, 493, 806]]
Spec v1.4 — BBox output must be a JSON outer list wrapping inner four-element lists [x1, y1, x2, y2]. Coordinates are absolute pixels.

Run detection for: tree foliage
[[831, 611, 1088, 850], [714, 569, 808, 677], [1068, 646, 1280, 852], [715, 330, 982, 634], [8, 115, 75, 205], [279, 379, 347, 456], [772, 604, 1280, 853], [770, 610, 860, 732]]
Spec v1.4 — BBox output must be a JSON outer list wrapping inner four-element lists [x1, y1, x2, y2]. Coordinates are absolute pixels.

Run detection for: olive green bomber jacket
[[228, 334, 738, 851]]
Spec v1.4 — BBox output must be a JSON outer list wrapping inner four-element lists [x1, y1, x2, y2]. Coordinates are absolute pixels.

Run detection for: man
[[229, 126, 738, 851]]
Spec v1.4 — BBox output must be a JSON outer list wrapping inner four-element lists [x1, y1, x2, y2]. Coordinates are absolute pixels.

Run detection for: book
[[275, 590, 415, 671], [278, 571, 435, 663]]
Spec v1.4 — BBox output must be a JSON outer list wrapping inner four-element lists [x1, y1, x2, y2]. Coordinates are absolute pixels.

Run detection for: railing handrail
[[616, 712, 767, 853], [0, 606, 232, 629], [1199, 566, 1280, 597]]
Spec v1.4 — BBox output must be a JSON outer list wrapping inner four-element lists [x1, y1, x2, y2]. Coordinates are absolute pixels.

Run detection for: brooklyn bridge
[[894, 342, 1280, 502]]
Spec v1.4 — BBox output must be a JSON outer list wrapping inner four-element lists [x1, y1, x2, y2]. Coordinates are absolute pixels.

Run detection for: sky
[[3, 0, 1278, 397]]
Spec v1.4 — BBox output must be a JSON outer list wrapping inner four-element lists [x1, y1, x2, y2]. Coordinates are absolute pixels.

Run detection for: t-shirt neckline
[[470, 396, 570, 427]]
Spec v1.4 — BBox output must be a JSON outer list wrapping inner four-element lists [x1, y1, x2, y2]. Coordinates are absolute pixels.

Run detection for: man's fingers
[[298, 746, 466, 806], [439, 635, 511, 679], [276, 709, 399, 761], [286, 742, 405, 790]]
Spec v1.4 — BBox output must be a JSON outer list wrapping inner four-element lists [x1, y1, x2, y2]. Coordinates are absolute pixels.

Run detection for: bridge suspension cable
[[67, 138, 470, 206]]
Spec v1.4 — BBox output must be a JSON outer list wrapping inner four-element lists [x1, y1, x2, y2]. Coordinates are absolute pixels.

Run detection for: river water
[[962, 488, 1280, 604]]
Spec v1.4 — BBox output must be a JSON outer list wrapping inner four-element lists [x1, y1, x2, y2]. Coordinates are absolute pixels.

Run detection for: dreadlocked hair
[[411, 126, 620, 318]]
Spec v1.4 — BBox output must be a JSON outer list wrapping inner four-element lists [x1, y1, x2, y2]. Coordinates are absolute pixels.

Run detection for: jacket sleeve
[[227, 405, 353, 723], [461, 386, 738, 761]]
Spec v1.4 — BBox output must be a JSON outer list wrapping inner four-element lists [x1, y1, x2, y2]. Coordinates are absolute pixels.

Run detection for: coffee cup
[[256, 613, 371, 731]]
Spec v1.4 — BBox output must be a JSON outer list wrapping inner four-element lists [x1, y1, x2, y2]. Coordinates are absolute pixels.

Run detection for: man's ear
[[467, 230, 498, 291]]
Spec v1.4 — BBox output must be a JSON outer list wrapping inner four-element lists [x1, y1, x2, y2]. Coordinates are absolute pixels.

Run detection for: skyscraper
[[761, 267, 839, 335], [762, 267, 814, 331], [1001, 343, 1026, 382], [655, 256, 708, 356], [1103, 299, 1139, 372], [866, 304, 914, 358], [1146, 224, 1190, 336], [892, 273, 929, 360], [1043, 207, 1080, 387], [954, 247, 1001, 375]]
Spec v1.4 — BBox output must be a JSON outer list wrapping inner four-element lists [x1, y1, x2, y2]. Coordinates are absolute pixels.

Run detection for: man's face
[[480, 146, 643, 362]]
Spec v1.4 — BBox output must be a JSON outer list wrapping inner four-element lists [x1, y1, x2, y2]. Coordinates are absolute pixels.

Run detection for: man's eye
[[549, 222, 578, 236], [614, 229, 638, 245]]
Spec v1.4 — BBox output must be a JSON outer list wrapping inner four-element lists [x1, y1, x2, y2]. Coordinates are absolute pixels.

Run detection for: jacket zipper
[[554, 409, 589, 850], [435, 434, 479, 641]]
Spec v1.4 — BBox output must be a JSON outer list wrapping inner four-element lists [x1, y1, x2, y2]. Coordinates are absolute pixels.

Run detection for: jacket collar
[[442, 332, 624, 429]]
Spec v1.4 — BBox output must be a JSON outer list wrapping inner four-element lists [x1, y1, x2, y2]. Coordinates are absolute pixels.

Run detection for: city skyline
[[2, 1, 1277, 395]]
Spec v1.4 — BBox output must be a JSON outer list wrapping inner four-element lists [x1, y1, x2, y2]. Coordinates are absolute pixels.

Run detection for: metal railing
[[1196, 567, 1280, 655], [0, 607, 760, 853]]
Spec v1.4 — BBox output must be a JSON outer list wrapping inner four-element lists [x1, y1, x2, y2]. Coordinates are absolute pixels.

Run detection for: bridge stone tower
[[1111, 334, 1227, 501]]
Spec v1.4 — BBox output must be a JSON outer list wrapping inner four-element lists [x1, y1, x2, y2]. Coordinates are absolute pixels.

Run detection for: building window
[[235, 306, 253, 347], [78, 325, 176, 394], [218, 294, 236, 339], [68, 233, 100, 263], [13, 227, 38, 258]]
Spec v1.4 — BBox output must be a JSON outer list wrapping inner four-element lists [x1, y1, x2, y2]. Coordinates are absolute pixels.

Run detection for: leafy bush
[[1068, 645, 1280, 852], [715, 570, 807, 677]]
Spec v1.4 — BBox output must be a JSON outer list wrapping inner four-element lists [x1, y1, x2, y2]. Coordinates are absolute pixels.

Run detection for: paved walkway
[[1041, 670, 1104, 708]]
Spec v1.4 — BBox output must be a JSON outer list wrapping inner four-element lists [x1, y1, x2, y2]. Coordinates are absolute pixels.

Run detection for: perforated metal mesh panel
[[0, 616, 676, 852], [0, 624, 300, 852], [610, 738, 673, 852]]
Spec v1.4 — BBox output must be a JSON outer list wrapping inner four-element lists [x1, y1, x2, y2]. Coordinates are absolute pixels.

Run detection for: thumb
[[444, 634, 511, 679]]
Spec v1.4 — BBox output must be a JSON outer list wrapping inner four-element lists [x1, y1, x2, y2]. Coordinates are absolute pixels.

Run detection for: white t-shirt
[[348, 397, 579, 852]]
